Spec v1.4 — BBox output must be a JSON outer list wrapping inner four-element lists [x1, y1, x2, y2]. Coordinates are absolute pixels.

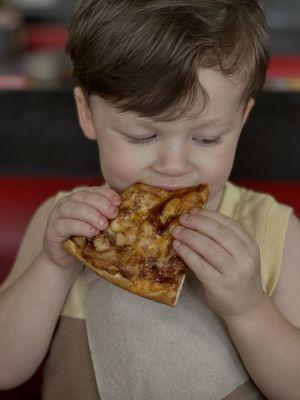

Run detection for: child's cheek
[[100, 151, 144, 192], [202, 149, 236, 195]]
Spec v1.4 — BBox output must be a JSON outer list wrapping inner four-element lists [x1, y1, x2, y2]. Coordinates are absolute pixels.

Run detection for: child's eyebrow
[[189, 118, 234, 130], [145, 117, 233, 131], [125, 116, 232, 127], [115, 115, 234, 134]]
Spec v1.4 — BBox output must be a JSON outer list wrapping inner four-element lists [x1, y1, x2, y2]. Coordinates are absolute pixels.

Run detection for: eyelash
[[194, 137, 223, 147], [126, 135, 222, 147], [127, 135, 158, 145]]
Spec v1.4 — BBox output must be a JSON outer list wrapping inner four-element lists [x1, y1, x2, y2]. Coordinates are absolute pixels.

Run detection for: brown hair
[[66, 0, 269, 121]]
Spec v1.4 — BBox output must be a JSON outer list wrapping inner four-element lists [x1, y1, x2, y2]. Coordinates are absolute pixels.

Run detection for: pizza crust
[[63, 238, 185, 307]]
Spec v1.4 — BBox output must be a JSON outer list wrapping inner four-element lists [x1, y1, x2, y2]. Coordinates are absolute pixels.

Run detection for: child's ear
[[74, 87, 97, 140], [242, 97, 255, 127]]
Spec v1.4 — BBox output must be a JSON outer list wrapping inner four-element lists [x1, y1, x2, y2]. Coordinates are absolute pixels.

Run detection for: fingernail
[[173, 226, 184, 235], [109, 206, 118, 216], [99, 218, 108, 228], [173, 240, 182, 248], [180, 214, 189, 222], [112, 196, 122, 205], [90, 228, 100, 236]]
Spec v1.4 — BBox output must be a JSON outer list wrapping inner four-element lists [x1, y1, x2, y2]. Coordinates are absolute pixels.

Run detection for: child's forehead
[[91, 68, 247, 127]]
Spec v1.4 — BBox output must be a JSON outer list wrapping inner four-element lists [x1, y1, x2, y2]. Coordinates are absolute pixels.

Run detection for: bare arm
[[0, 250, 81, 389], [0, 185, 121, 390], [225, 294, 300, 400], [224, 213, 300, 400], [0, 197, 81, 389]]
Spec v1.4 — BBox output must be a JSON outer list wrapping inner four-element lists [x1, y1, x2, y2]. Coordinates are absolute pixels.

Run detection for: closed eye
[[126, 135, 158, 145], [124, 134, 223, 147], [193, 137, 223, 147]]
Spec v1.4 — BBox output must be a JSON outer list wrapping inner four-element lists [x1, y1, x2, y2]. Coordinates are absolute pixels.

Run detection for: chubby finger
[[86, 185, 122, 206], [173, 240, 220, 284], [54, 218, 99, 239], [68, 191, 119, 219], [173, 226, 231, 273], [188, 208, 256, 251], [179, 213, 245, 256], [55, 200, 109, 230]]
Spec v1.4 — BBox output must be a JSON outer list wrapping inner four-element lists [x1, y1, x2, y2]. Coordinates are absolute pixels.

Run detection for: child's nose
[[152, 147, 193, 177]]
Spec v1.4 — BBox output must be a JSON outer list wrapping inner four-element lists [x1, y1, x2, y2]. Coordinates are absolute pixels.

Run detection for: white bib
[[84, 267, 249, 400]]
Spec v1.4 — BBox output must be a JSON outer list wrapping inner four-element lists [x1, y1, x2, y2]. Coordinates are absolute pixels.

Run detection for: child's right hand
[[43, 185, 122, 269]]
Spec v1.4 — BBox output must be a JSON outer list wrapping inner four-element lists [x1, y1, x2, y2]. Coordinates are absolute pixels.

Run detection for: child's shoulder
[[221, 181, 292, 223]]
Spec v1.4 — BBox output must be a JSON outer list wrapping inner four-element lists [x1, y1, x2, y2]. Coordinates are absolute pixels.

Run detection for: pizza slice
[[63, 182, 209, 307]]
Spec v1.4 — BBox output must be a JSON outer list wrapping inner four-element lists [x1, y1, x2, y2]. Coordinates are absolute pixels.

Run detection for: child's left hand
[[172, 208, 265, 321]]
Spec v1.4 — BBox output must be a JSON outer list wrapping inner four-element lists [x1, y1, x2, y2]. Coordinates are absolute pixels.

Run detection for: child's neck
[[206, 186, 225, 212]]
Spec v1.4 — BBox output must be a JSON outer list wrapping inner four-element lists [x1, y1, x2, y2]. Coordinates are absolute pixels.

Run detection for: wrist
[[38, 250, 83, 277], [223, 292, 271, 330]]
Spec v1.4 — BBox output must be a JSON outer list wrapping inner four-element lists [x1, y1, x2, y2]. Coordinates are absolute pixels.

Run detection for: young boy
[[1, 1, 300, 399]]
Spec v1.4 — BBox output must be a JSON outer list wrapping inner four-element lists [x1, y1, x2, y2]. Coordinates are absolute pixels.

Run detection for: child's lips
[[157, 183, 205, 191], [157, 185, 189, 191]]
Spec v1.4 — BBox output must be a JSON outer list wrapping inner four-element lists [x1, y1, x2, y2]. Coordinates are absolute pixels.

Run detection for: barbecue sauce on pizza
[[147, 185, 207, 235]]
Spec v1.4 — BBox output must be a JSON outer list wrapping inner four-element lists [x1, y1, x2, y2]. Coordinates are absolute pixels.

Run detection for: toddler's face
[[76, 68, 254, 210]]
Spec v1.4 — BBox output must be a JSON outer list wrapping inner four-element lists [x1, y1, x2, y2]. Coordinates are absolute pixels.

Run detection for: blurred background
[[0, 0, 72, 89], [0, 0, 300, 90], [0, 1, 300, 398]]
